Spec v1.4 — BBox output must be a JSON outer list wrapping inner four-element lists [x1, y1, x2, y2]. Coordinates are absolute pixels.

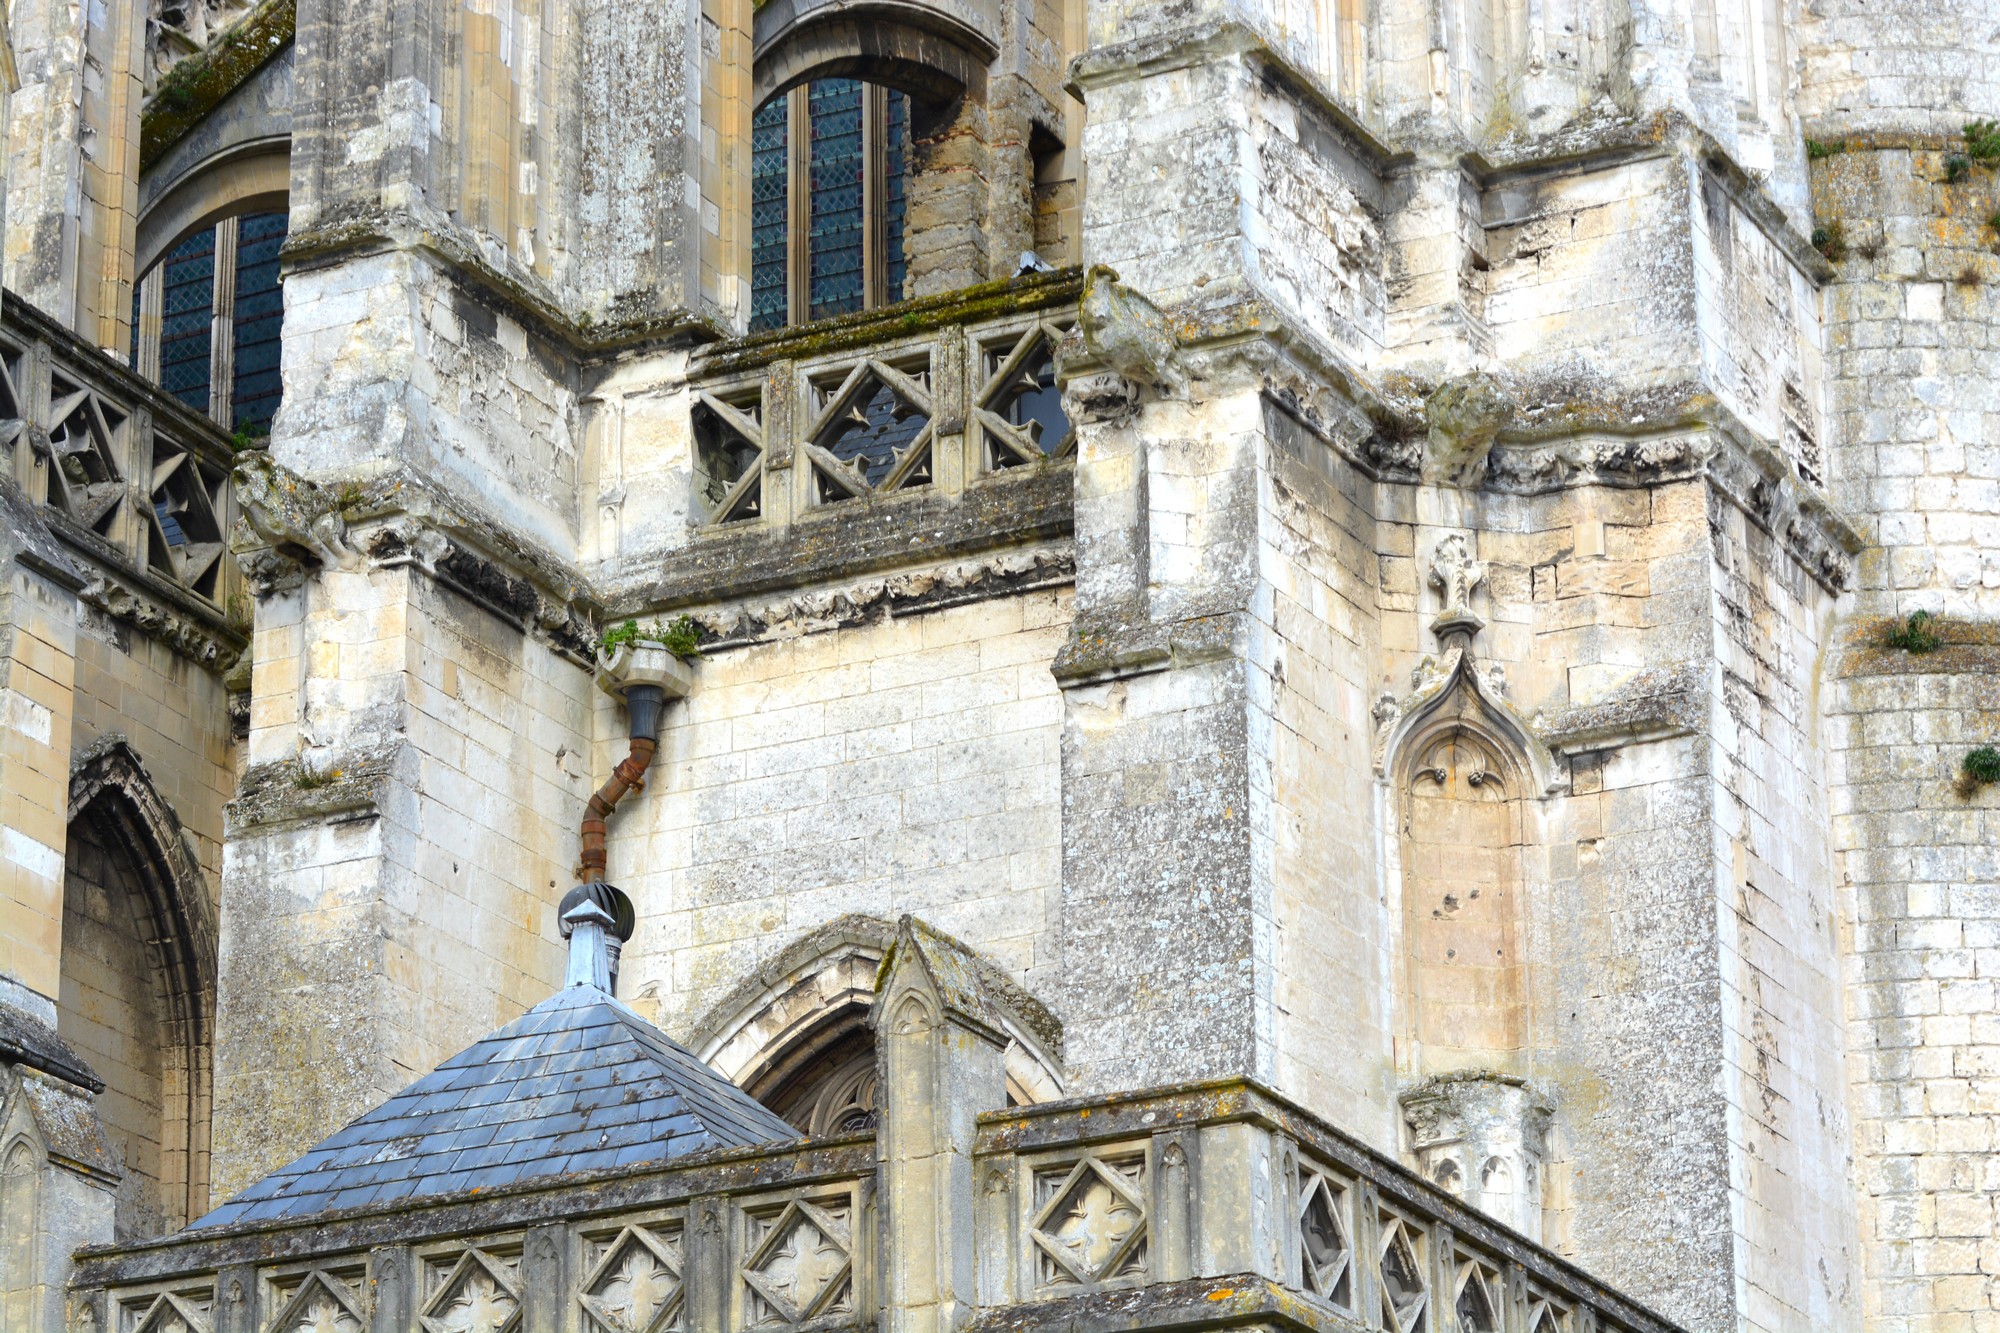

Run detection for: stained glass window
[[808, 79, 867, 320], [749, 79, 911, 331], [230, 212, 289, 434], [131, 211, 292, 437], [158, 228, 216, 415], [751, 98, 791, 333]]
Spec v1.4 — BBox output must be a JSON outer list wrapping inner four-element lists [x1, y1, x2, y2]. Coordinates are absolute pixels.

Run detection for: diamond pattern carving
[[1526, 1292, 1573, 1333], [1374, 1216, 1428, 1333], [264, 1269, 366, 1333], [144, 428, 228, 599], [972, 323, 1074, 472], [694, 390, 766, 525], [1030, 1154, 1148, 1288], [581, 1225, 685, 1333], [418, 1249, 523, 1333], [803, 358, 933, 502], [741, 1198, 854, 1327], [1297, 1167, 1353, 1308], [126, 1292, 213, 1333], [42, 371, 131, 536], [1452, 1258, 1501, 1333]]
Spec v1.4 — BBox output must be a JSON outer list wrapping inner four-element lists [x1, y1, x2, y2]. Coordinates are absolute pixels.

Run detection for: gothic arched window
[[750, 79, 910, 331], [129, 210, 290, 437]]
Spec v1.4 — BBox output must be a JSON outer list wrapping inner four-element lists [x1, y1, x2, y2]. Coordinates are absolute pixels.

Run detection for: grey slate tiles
[[192, 983, 798, 1227]]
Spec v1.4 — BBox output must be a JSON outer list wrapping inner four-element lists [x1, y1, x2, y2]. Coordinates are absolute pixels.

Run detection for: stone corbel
[[1401, 1072, 1552, 1242]]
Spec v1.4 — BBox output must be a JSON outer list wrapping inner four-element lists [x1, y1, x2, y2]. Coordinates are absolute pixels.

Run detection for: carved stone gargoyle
[[229, 451, 358, 593], [1076, 264, 1187, 398]]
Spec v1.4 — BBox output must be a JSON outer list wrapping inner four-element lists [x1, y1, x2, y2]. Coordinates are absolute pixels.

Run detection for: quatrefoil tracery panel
[[1029, 1152, 1149, 1289], [581, 1223, 686, 1333], [418, 1248, 523, 1333], [264, 1268, 366, 1333], [1296, 1165, 1355, 1309], [803, 357, 933, 503], [740, 1196, 855, 1328], [972, 322, 1074, 473]]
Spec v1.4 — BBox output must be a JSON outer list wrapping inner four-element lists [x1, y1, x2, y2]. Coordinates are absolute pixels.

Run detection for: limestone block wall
[[1829, 638, 2000, 1332], [1260, 407, 1388, 1142], [1706, 491, 1856, 1329], [1815, 145, 2000, 616], [1482, 152, 1700, 387], [1813, 139, 2000, 1333], [1796, 0, 2000, 141], [613, 588, 1071, 1040], [216, 563, 588, 1195], [69, 608, 236, 892], [4, 0, 147, 343], [0, 561, 79, 1001], [277, 251, 582, 558]]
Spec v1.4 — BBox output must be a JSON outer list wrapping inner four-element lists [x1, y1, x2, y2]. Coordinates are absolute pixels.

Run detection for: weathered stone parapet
[[69, 1080, 1687, 1333], [2, 293, 249, 671]]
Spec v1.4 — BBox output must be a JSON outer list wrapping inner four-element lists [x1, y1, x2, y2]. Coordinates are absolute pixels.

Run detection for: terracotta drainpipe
[[578, 683, 666, 885]]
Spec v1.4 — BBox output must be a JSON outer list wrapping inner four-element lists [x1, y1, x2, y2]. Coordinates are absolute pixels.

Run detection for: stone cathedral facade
[[0, 0, 1995, 1324]]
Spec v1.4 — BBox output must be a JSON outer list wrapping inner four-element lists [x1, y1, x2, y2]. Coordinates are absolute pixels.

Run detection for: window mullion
[[209, 217, 240, 428], [787, 86, 810, 328], [136, 267, 165, 383], [863, 84, 885, 310]]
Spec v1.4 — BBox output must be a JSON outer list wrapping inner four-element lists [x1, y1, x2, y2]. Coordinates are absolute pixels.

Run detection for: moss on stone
[[140, 0, 296, 170], [697, 269, 1085, 376]]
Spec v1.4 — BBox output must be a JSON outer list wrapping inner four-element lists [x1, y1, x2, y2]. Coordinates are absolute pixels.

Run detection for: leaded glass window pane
[[807, 78, 866, 321], [751, 97, 790, 333], [231, 211, 288, 435], [159, 228, 216, 414]]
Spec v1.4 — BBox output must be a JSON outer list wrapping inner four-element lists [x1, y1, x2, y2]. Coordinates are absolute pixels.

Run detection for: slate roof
[[193, 984, 798, 1227]]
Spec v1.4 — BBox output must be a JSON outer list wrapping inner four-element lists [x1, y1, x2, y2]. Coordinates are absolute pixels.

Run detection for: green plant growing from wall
[[1957, 745, 2000, 797], [1945, 154, 1972, 184], [1812, 220, 1847, 261], [600, 614, 704, 661], [1805, 138, 1844, 161], [1966, 121, 2000, 163], [1884, 609, 1941, 654]]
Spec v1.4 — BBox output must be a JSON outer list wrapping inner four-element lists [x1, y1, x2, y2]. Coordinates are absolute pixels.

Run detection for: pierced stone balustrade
[[70, 1079, 1683, 1333], [1, 295, 248, 673]]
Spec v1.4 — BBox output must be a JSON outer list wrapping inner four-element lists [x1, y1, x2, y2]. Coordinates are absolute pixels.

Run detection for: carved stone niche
[[1400, 1073, 1551, 1242]]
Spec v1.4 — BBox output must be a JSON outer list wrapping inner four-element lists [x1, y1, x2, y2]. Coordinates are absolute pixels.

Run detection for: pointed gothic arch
[[690, 915, 1064, 1135], [62, 738, 217, 1235], [1378, 653, 1553, 1079]]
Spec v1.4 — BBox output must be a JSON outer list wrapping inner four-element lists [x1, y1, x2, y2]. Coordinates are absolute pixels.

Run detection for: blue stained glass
[[231, 212, 289, 435], [158, 228, 215, 414], [751, 98, 790, 333], [808, 79, 866, 321], [154, 500, 187, 547], [823, 380, 929, 487]]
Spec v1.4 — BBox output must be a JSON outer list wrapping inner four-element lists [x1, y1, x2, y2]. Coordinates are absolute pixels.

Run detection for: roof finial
[[559, 883, 636, 993]]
